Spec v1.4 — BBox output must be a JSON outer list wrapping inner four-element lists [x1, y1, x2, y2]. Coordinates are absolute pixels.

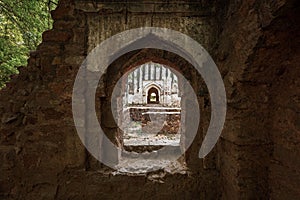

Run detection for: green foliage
[[0, 0, 58, 88]]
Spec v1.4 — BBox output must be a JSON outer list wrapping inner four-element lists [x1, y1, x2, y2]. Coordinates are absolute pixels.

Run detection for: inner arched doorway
[[147, 87, 159, 104]]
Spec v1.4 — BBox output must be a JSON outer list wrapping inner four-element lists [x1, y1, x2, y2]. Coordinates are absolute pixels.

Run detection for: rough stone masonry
[[0, 0, 299, 199]]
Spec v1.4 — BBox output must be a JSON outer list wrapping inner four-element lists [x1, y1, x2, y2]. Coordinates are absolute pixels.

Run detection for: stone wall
[[216, 0, 300, 199], [0, 0, 218, 199], [0, 0, 299, 199], [128, 108, 180, 135]]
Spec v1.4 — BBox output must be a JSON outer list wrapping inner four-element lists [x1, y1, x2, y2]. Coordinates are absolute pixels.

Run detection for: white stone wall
[[125, 62, 181, 106]]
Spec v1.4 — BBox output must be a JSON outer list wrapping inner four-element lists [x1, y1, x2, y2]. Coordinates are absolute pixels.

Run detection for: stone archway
[[99, 48, 204, 169], [147, 87, 159, 104]]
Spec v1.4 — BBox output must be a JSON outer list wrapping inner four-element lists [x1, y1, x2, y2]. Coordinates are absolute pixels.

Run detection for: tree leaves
[[0, 0, 58, 88]]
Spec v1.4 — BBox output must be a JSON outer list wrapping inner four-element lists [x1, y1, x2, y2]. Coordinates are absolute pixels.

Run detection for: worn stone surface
[[216, 0, 300, 199], [0, 0, 299, 199]]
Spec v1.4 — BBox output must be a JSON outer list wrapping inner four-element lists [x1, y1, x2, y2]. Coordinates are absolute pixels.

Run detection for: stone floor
[[120, 114, 182, 174], [124, 132, 180, 146], [115, 158, 187, 174]]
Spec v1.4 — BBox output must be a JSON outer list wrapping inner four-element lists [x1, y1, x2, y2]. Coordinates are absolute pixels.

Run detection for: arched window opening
[[147, 87, 159, 104]]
